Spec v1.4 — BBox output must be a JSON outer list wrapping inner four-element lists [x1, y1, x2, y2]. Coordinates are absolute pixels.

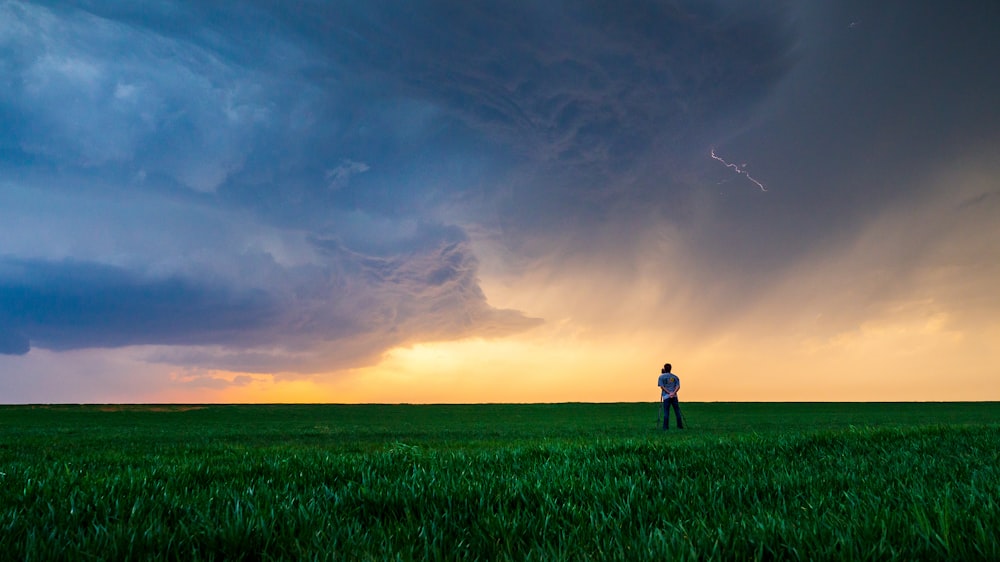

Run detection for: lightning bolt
[[710, 148, 767, 192]]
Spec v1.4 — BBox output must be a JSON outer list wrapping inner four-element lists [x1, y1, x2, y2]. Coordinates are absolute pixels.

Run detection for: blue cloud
[[0, 257, 279, 353], [0, 0, 794, 372], [0, 220, 540, 371]]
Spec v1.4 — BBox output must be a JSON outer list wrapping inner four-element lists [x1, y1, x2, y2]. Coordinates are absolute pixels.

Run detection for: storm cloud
[[0, 0, 792, 368], [2, 0, 999, 400]]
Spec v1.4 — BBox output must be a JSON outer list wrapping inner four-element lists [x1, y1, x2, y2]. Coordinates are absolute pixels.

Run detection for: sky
[[1, 1, 999, 404]]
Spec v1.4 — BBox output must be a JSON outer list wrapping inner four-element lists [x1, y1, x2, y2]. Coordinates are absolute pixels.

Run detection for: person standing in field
[[658, 363, 683, 430]]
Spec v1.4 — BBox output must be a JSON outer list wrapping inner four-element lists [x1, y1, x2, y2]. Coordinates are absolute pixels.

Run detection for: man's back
[[659, 372, 680, 396]]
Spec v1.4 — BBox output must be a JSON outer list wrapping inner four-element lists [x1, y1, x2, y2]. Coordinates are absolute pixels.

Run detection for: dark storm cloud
[[0, 227, 538, 369], [263, 1, 796, 227], [147, 231, 541, 374], [33, 0, 1000, 380], [1, 0, 797, 372], [0, 322, 29, 355], [3, 0, 798, 226], [1, 0, 551, 370], [0, 257, 279, 353]]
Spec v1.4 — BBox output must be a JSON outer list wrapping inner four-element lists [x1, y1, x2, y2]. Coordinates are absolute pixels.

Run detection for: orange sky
[[169, 315, 998, 403]]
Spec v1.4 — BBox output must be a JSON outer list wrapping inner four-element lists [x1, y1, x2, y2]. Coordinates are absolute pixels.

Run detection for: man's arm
[[667, 377, 680, 398]]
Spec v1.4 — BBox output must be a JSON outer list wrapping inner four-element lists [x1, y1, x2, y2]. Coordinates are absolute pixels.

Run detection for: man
[[657, 363, 683, 429]]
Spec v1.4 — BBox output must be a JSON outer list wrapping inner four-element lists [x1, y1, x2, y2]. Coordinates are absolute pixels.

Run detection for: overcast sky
[[2, 1, 999, 403]]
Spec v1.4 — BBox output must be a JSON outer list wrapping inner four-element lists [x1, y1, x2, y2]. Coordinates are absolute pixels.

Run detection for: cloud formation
[[1, 1, 793, 369], [2, 0, 999, 401]]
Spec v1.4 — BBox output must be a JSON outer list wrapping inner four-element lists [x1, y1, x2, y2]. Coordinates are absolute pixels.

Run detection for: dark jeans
[[663, 397, 683, 429]]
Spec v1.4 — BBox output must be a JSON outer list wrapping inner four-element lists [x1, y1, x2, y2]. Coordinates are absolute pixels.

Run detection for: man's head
[[663, 363, 672, 373]]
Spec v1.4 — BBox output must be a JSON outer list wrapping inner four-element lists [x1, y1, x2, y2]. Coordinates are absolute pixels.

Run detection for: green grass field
[[1, 402, 998, 560]]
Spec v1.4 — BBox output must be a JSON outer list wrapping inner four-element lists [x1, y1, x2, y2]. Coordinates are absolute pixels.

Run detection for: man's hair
[[663, 363, 672, 372]]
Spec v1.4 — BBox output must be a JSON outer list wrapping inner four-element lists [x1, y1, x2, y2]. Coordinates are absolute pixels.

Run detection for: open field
[[1, 402, 998, 560]]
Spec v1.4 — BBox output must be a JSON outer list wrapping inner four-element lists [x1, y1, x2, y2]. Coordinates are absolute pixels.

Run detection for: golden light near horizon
[[368, 337, 658, 403], [200, 310, 1000, 404]]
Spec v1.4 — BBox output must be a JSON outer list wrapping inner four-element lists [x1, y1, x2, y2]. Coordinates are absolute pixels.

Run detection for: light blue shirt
[[658, 373, 680, 399]]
